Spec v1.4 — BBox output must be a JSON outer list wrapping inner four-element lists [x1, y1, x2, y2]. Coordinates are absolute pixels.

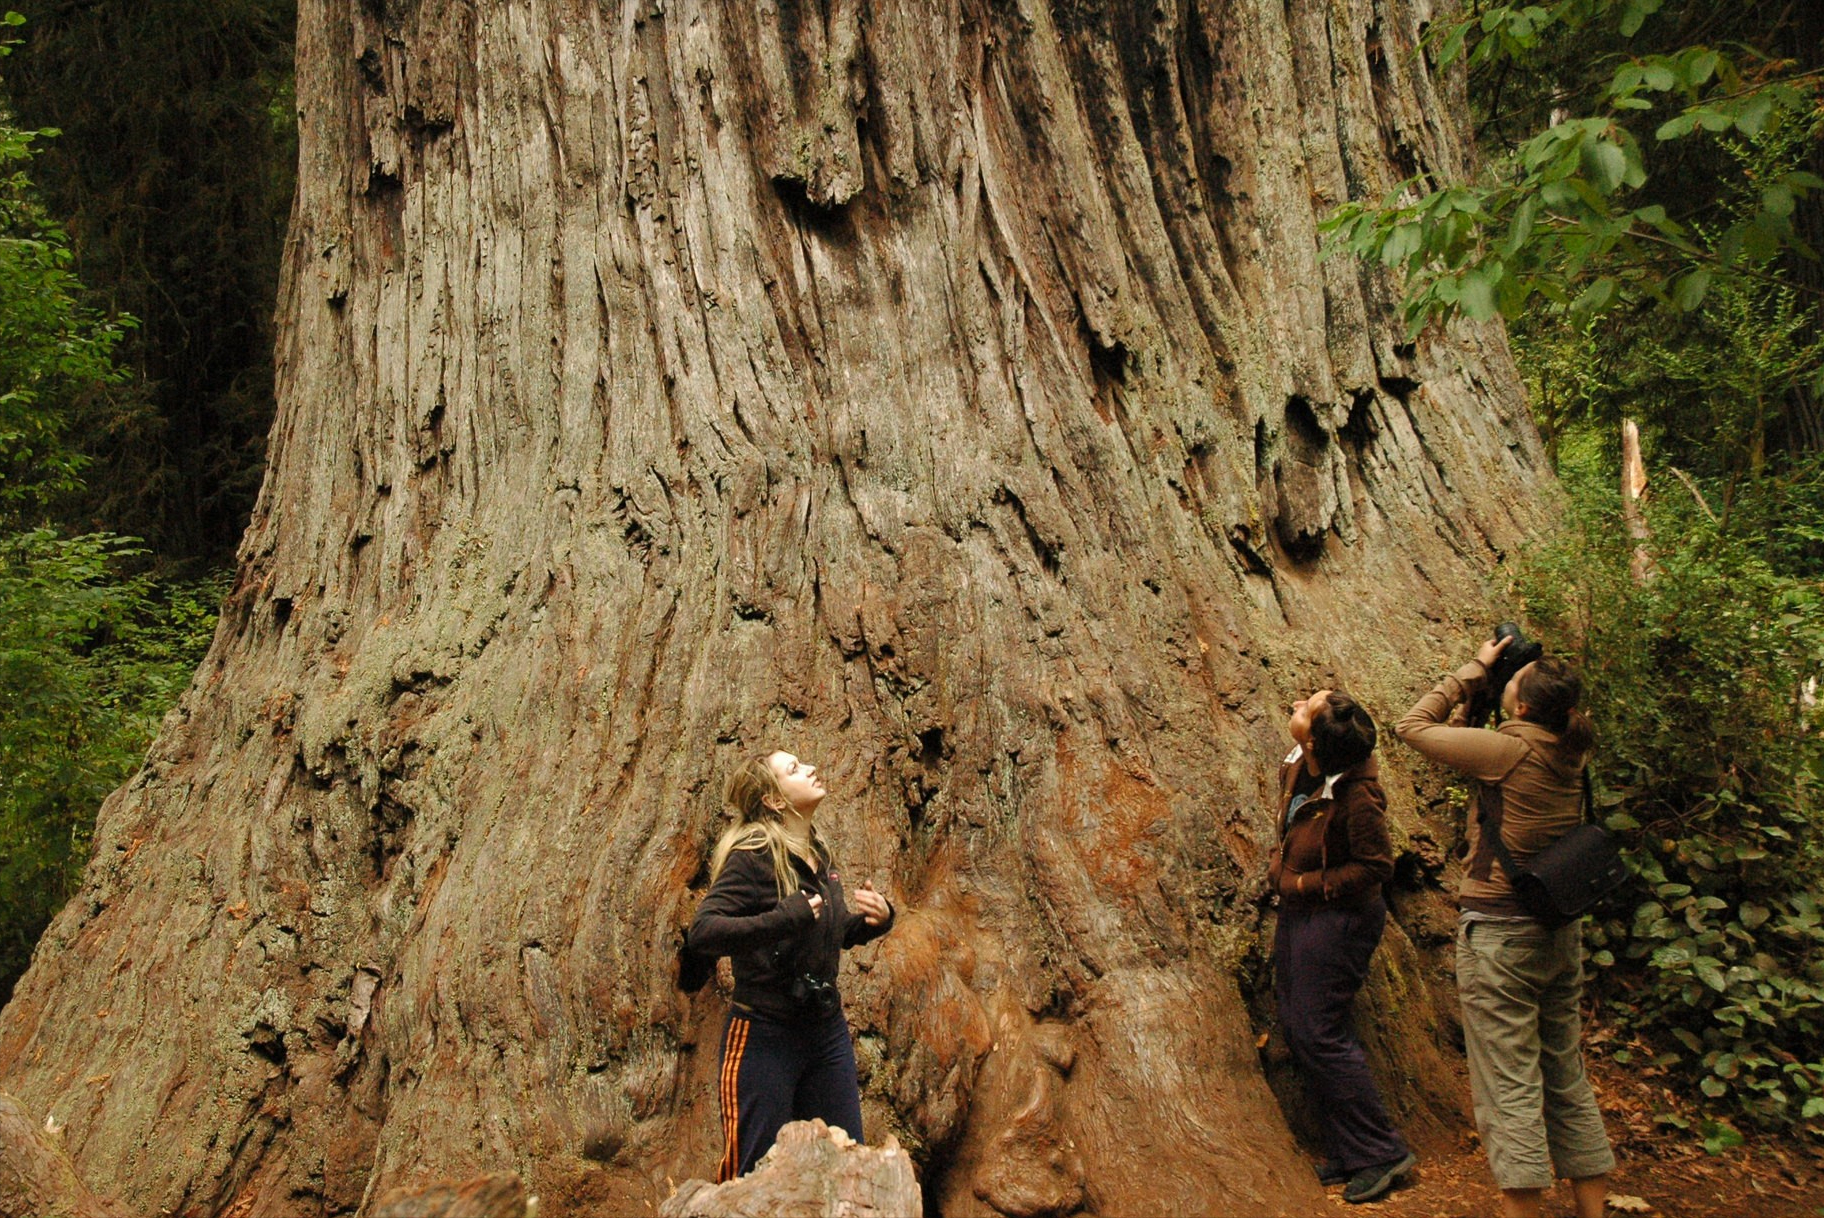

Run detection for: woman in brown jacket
[[1270, 690, 1416, 1203]]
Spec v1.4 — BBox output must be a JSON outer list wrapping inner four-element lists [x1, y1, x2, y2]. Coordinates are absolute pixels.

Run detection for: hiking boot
[[1315, 1159, 1349, 1186], [1343, 1151, 1417, 1204]]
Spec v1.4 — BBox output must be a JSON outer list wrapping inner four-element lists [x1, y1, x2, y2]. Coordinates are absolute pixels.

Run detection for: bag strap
[[1470, 782, 1510, 882], [1473, 756, 1591, 882]]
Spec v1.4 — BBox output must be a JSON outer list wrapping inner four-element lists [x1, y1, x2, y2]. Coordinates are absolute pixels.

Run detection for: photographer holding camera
[[1396, 633, 1615, 1218], [683, 751, 894, 1181]]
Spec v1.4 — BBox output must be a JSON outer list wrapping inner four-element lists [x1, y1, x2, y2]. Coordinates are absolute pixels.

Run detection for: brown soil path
[[1316, 1056, 1823, 1218]]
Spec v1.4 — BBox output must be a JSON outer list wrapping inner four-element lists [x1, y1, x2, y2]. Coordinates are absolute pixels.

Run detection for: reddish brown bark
[[1, 1, 1546, 1214], [370, 1173, 526, 1218], [0, 1092, 129, 1218]]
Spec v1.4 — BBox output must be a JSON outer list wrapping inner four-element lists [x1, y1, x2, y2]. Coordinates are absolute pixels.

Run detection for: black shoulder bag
[[1478, 767, 1628, 928]]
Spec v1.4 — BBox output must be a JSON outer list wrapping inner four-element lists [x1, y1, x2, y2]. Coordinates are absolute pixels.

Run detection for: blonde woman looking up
[[684, 751, 894, 1181]]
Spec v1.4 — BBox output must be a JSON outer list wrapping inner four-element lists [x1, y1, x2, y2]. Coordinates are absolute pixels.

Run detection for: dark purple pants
[[716, 1006, 863, 1181], [1274, 899, 1410, 1171]]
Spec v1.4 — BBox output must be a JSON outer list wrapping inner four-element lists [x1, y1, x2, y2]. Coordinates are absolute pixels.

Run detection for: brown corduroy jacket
[[1268, 746, 1395, 912], [1395, 659, 1591, 917]]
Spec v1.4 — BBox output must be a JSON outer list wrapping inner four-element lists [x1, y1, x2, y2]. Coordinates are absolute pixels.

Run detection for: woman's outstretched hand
[[852, 880, 891, 926]]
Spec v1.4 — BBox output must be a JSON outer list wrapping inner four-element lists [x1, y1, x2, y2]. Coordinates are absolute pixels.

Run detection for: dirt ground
[[1316, 1052, 1824, 1218]]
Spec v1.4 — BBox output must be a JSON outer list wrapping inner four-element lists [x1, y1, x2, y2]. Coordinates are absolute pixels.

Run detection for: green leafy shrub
[[0, 15, 221, 1002], [1320, 0, 1824, 333], [0, 532, 221, 998], [1515, 435, 1824, 1135]]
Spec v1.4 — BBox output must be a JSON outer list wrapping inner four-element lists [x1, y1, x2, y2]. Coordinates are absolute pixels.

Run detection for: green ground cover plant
[[1514, 436, 1824, 1139]]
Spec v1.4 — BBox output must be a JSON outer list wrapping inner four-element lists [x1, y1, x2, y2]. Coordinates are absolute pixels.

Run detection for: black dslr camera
[[789, 973, 841, 1019], [1465, 622, 1544, 727]]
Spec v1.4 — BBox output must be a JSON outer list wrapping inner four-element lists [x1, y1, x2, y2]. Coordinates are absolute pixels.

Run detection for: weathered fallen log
[[0, 1090, 130, 1218], [660, 1120, 921, 1218], [371, 1171, 528, 1218]]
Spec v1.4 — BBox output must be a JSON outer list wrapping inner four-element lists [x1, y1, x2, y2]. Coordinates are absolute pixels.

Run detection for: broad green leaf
[[1541, 180, 1579, 209], [1570, 276, 1616, 316], [1460, 269, 1499, 320], [1762, 183, 1795, 219], [1621, 140, 1647, 189], [1610, 63, 1644, 96], [1383, 225, 1421, 268], [1495, 273, 1533, 314], [1506, 196, 1540, 255], [1438, 22, 1469, 65], [1735, 92, 1775, 136], [1583, 140, 1628, 194], [1655, 112, 1698, 140]]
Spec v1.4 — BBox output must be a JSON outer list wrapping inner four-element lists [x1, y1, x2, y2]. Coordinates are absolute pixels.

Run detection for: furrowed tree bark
[[0, 1092, 130, 1218], [0, 1, 1548, 1215]]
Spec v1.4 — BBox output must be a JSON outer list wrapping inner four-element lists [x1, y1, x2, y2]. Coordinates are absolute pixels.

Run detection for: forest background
[[0, 0, 1818, 1159]]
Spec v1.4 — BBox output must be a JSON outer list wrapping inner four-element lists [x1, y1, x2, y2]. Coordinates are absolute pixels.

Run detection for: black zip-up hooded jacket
[[685, 845, 895, 1022]]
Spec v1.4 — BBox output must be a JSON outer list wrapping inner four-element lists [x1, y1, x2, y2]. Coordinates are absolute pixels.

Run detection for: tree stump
[[660, 1121, 921, 1218]]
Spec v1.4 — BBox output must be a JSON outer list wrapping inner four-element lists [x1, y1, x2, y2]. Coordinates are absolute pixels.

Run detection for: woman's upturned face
[[1502, 661, 1537, 719], [766, 751, 827, 815], [1288, 690, 1332, 746]]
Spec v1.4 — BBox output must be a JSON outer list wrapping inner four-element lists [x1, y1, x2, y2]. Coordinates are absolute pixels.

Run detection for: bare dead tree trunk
[[1, 1, 1550, 1215], [1622, 417, 1656, 583]]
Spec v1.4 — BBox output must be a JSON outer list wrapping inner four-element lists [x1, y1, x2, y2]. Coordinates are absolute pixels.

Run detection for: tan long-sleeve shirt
[[1396, 660, 1590, 917]]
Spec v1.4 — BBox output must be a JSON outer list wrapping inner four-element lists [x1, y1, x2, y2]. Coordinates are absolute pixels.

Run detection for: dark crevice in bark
[[993, 486, 1063, 580], [774, 174, 857, 242], [1341, 388, 1379, 451]]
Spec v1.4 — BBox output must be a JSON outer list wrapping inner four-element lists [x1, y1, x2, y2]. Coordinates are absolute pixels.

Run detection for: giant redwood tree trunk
[[1, 1, 1548, 1214]]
